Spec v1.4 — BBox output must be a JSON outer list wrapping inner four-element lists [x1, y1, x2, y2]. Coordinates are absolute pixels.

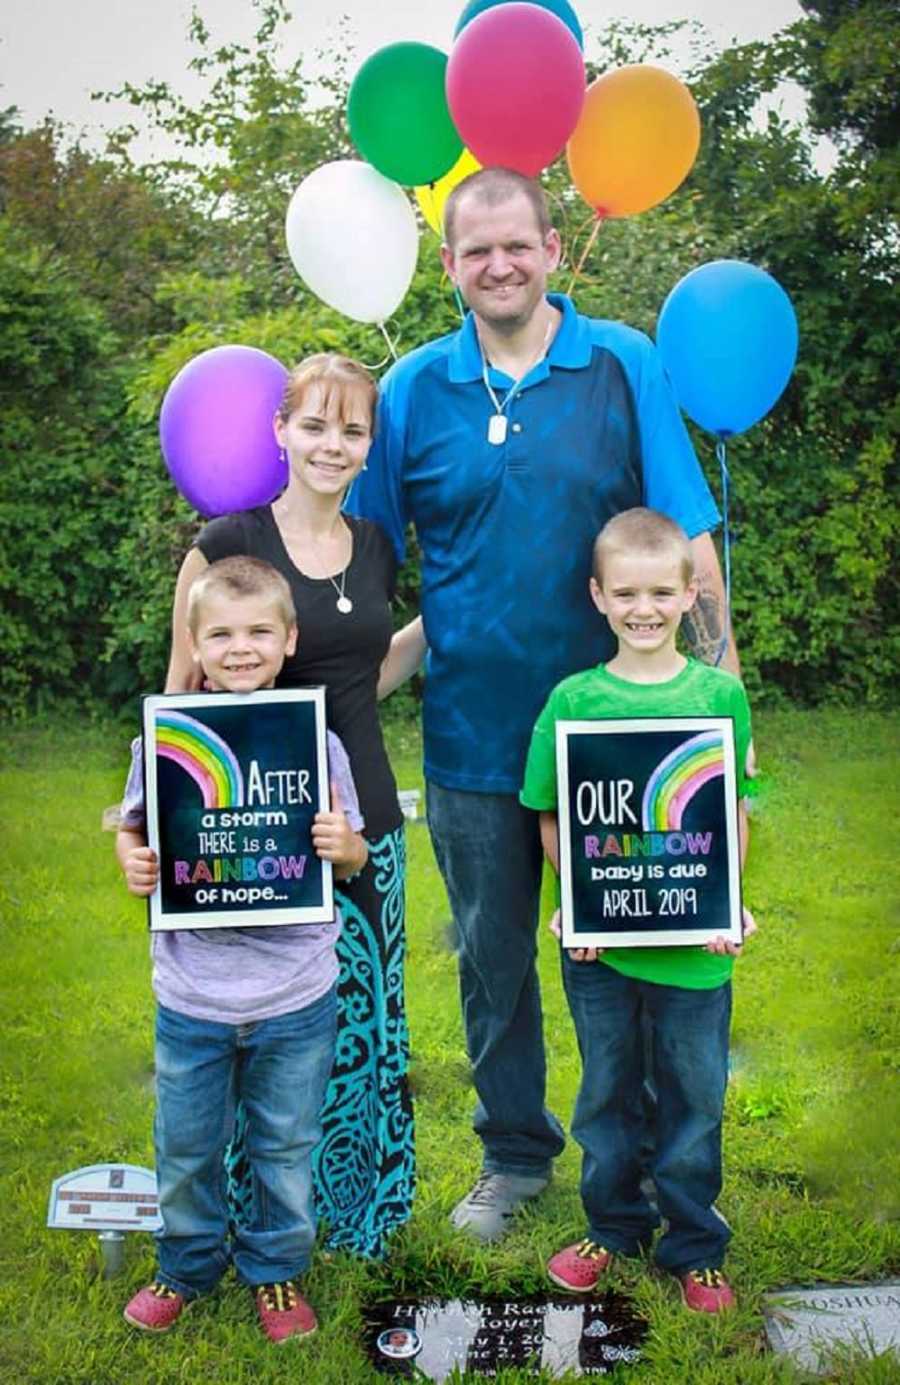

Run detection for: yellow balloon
[[567, 65, 700, 218], [415, 147, 481, 236]]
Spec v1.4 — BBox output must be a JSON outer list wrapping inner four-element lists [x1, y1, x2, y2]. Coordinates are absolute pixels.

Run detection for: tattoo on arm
[[682, 583, 728, 666]]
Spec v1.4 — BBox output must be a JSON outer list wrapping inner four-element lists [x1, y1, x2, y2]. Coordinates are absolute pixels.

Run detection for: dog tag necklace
[[480, 316, 554, 446]]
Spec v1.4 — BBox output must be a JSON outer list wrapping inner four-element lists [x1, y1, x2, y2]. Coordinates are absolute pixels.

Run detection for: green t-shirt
[[520, 658, 752, 990]]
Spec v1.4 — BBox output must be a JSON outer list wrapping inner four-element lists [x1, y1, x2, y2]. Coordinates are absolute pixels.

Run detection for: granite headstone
[[363, 1294, 646, 1379], [763, 1281, 900, 1374]]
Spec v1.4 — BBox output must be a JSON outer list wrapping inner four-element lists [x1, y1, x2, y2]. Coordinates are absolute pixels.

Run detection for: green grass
[[1, 708, 898, 1383]]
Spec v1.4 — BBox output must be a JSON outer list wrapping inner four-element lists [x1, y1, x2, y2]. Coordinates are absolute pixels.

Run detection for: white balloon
[[285, 160, 419, 324]]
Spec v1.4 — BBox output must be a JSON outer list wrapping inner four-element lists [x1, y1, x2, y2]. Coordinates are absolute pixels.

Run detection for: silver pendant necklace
[[331, 570, 353, 615], [310, 521, 352, 614]]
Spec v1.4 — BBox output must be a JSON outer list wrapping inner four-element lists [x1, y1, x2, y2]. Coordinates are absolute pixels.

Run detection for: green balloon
[[348, 43, 463, 187]]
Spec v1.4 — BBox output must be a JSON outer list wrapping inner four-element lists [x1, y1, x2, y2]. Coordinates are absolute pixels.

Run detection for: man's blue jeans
[[426, 783, 565, 1175], [562, 955, 731, 1273], [153, 987, 337, 1297]]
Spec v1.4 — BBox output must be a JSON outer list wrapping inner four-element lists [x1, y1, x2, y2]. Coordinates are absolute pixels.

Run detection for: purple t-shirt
[[120, 730, 363, 1025]]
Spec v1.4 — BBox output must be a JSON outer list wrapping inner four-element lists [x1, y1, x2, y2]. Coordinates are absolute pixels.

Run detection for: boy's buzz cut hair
[[593, 508, 694, 585], [187, 556, 296, 635]]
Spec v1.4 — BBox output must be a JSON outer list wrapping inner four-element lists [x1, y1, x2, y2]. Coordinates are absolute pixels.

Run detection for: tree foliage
[[0, 2, 896, 715], [0, 226, 139, 710]]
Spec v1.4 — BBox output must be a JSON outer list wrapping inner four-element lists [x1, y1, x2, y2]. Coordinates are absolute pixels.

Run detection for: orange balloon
[[566, 65, 700, 218]]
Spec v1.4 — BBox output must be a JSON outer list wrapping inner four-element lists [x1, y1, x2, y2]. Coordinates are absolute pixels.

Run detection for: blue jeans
[[153, 988, 337, 1296], [426, 783, 565, 1175], [562, 955, 731, 1274]]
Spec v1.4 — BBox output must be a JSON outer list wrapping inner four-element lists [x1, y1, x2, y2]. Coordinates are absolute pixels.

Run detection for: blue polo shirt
[[348, 294, 719, 794]]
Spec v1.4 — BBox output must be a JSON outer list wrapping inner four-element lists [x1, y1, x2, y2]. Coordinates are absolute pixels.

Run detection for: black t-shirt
[[197, 506, 402, 837]]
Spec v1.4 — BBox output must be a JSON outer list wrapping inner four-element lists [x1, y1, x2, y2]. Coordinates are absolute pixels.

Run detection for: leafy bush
[[0, 228, 138, 714]]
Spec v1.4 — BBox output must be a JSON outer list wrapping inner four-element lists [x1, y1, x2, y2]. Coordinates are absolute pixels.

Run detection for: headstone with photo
[[363, 1294, 646, 1378]]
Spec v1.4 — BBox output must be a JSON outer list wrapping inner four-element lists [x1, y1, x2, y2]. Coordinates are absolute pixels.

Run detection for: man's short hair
[[442, 167, 552, 248], [187, 556, 296, 635], [593, 508, 695, 585]]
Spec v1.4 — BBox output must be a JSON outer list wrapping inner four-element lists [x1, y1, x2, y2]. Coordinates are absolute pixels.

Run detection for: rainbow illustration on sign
[[155, 711, 244, 809], [642, 730, 724, 831]]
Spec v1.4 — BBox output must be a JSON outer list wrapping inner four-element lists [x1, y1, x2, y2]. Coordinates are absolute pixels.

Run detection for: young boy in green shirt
[[520, 507, 754, 1313]]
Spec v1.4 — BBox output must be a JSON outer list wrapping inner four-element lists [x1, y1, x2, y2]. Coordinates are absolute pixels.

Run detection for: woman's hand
[[378, 616, 426, 700]]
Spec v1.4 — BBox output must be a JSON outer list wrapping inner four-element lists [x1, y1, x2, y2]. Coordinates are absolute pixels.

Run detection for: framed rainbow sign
[[142, 689, 332, 930], [556, 716, 742, 948]]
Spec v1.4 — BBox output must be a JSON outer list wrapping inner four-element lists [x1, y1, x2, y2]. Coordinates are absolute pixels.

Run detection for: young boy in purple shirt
[[116, 556, 367, 1343]]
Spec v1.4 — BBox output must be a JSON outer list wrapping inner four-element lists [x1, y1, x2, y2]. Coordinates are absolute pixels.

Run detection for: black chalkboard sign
[[557, 716, 742, 948], [143, 688, 332, 930]]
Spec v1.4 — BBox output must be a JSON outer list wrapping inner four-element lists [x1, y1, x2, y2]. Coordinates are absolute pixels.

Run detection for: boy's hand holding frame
[[549, 901, 758, 962]]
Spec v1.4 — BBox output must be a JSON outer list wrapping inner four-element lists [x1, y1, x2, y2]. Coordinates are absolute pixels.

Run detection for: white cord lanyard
[[479, 317, 554, 446]]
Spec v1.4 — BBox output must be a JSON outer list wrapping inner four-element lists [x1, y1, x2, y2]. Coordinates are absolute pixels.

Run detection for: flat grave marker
[[763, 1281, 900, 1374], [363, 1294, 646, 1378]]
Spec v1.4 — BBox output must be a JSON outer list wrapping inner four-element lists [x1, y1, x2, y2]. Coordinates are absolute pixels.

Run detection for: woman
[[166, 354, 424, 1257]]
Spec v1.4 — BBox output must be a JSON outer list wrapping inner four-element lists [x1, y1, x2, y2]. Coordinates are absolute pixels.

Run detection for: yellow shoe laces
[[258, 1280, 299, 1313]]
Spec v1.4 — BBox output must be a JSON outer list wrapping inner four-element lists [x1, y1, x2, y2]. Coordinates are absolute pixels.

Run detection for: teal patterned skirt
[[224, 826, 415, 1258]]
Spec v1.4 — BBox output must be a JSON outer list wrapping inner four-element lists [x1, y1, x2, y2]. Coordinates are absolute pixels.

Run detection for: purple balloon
[[159, 345, 289, 516]]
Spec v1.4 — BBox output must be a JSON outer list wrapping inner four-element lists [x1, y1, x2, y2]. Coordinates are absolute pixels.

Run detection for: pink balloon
[[446, 2, 585, 176]]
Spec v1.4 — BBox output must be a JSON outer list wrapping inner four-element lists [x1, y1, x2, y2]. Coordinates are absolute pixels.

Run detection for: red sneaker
[[123, 1281, 188, 1332], [680, 1268, 736, 1313], [255, 1280, 317, 1343], [547, 1239, 614, 1292]]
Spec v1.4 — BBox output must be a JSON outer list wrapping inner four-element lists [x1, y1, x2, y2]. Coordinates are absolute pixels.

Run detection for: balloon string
[[452, 285, 467, 321], [565, 212, 604, 296], [716, 438, 732, 667], [379, 321, 399, 362], [357, 323, 399, 373]]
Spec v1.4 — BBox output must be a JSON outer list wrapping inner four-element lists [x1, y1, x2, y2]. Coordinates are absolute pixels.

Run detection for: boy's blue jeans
[[153, 987, 337, 1297], [426, 782, 565, 1175], [562, 954, 732, 1274]]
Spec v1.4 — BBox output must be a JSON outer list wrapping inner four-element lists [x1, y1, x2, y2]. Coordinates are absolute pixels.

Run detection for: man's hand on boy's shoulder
[[123, 846, 160, 897], [704, 905, 757, 958]]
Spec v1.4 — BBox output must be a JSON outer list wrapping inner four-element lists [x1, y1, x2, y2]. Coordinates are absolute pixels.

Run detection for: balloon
[[284, 160, 419, 324], [415, 147, 481, 235], [567, 66, 700, 218], [657, 260, 799, 436], [446, 3, 585, 177], [454, 0, 583, 49], [348, 43, 463, 186], [159, 347, 288, 517]]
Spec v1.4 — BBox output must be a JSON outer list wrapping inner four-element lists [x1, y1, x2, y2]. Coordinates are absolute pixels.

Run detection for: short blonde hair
[[187, 556, 296, 635], [593, 508, 694, 585], [443, 167, 552, 248], [277, 352, 377, 432]]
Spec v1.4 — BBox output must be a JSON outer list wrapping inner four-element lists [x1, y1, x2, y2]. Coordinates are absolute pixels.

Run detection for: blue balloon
[[454, 0, 584, 49], [656, 260, 798, 437]]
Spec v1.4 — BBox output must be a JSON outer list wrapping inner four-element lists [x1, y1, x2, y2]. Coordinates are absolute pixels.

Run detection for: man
[[349, 168, 739, 1241]]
